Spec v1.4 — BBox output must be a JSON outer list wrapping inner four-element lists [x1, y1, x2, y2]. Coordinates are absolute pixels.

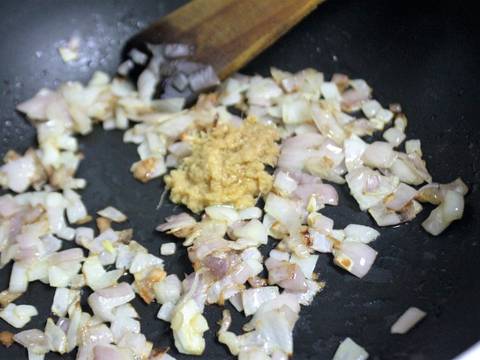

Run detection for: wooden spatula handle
[[132, 0, 324, 79]]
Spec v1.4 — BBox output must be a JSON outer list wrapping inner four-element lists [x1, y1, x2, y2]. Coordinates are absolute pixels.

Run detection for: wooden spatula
[[128, 0, 324, 80]]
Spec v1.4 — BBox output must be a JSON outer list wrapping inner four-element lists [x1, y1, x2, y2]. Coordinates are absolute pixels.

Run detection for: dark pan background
[[0, 0, 479, 359]]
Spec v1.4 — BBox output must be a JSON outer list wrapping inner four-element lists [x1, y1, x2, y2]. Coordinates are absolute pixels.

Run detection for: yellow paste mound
[[165, 117, 279, 213]]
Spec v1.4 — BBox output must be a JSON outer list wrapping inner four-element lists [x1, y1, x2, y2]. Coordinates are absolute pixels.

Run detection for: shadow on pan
[[0, 0, 479, 359]]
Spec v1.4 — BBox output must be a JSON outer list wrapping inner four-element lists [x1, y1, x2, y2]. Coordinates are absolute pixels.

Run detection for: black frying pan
[[0, 0, 479, 359]]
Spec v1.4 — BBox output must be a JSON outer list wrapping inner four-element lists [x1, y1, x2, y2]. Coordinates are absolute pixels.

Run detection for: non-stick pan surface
[[0, 0, 479, 359]]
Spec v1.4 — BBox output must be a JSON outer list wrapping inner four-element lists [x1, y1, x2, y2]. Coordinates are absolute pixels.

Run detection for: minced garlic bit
[[165, 117, 279, 213]]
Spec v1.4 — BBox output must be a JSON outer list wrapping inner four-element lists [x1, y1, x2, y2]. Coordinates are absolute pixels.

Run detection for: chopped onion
[[232, 219, 268, 245], [385, 183, 417, 211], [156, 212, 196, 236], [362, 141, 396, 169], [383, 127, 406, 147], [97, 206, 127, 223], [187, 65, 220, 92], [82, 256, 123, 291], [238, 207, 262, 220], [129, 252, 163, 274], [334, 241, 377, 278], [160, 242, 176, 256], [14, 329, 49, 355], [269, 249, 290, 261], [333, 337, 369, 360], [309, 229, 332, 253], [171, 299, 209, 355], [344, 224, 380, 244], [390, 307, 426, 334], [273, 171, 298, 196], [361, 100, 381, 118], [441, 190, 464, 222], [51, 288, 80, 317], [405, 139, 422, 156], [321, 82, 341, 101], [45, 317, 67, 353], [87, 282, 135, 322], [344, 135, 367, 171], [9, 262, 28, 293], [241, 286, 279, 316], [264, 193, 303, 233], [422, 189, 464, 236], [157, 302, 176, 322], [290, 254, 318, 279], [153, 274, 182, 304], [64, 189, 88, 224], [205, 205, 240, 225], [0, 303, 38, 328]]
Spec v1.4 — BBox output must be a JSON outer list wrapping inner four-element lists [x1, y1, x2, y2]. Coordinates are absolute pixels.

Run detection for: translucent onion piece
[[97, 206, 127, 223], [333, 337, 369, 360], [390, 307, 426, 334], [334, 241, 377, 278]]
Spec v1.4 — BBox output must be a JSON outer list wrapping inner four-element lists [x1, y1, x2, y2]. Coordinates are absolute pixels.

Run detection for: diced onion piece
[[346, 167, 398, 211], [390, 307, 426, 334], [228, 293, 244, 312], [153, 274, 182, 304], [9, 262, 28, 293], [205, 206, 239, 225], [385, 183, 418, 211], [0, 303, 38, 328], [405, 139, 422, 156], [344, 224, 380, 244], [247, 76, 283, 106], [241, 286, 279, 316], [117, 59, 134, 76], [394, 114, 408, 132], [188, 65, 220, 92], [171, 299, 209, 355], [361, 100, 381, 118], [128, 49, 148, 65], [344, 135, 367, 171], [269, 249, 290, 261], [309, 229, 332, 253], [97, 206, 127, 223], [321, 82, 341, 101], [376, 108, 394, 124], [334, 241, 377, 278], [0, 154, 37, 193], [160, 242, 176, 256], [51, 288, 80, 317], [290, 254, 318, 279], [44, 317, 67, 353], [88, 283, 135, 322], [307, 213, 334, 233], [129, 253, 163, 274], [422, 190, 464, 236], [421, 212, 448, 237], [281, 96, 311, 124], [82, 256, 123, 291], [333, 337, 369, 360], [232, 219, 268, 245], [265, 193, 303, 233], [64, 189, 88, 224], [238, 207, 262, 220], [157, 302, 176, 322], [362, 142, 396, 169], [383, 127, 406, 147], [442, 190, 464, 223], [273, 171, 298, 197], [13, 329, 49, 354]]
